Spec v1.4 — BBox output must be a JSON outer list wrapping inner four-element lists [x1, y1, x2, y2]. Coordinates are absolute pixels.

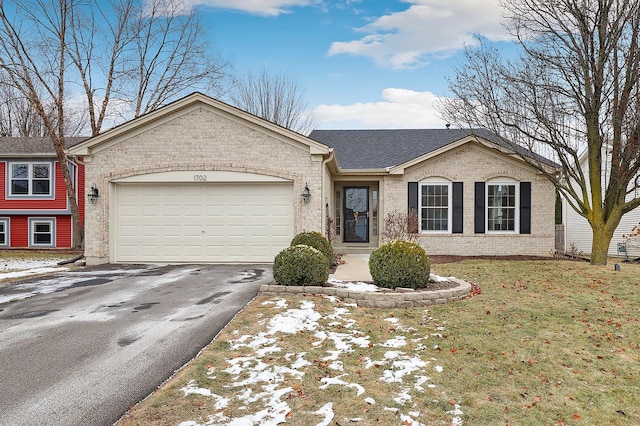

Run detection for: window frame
[[7, 161, 54, 198], [419, 179, 452, 234], [0, 218, 9, 247], [29, 218, 56, 247], [486, 179, 519, 233]]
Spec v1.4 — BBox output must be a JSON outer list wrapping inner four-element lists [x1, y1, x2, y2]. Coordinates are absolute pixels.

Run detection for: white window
[[487, 181, 518, 232], [0, 218, 9, 246], [420, 180, 452, 232], [9, 162, 53, 196], [29, 218, 55, 247]]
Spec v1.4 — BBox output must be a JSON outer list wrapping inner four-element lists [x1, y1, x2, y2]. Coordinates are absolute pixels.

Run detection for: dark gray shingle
[[309, 128, 556, 169], [0, 137, 89, 155]]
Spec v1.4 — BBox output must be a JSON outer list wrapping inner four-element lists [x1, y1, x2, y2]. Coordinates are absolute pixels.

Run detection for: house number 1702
[[193, 174, 207, 181]]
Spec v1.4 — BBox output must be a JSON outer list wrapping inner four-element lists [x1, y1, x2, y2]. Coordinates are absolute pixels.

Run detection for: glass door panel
[[344, 187, 369, 243]]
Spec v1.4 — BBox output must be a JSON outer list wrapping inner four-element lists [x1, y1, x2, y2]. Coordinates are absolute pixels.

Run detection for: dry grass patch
[[118, 259, 640, 426]]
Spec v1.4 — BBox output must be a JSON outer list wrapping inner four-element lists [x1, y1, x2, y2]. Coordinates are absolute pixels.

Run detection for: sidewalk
[[329, 254, 373, 282]]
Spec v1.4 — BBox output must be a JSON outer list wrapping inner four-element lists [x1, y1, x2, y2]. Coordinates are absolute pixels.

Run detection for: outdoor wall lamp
[[88, 185, 99, 204], [301, 183, 311, 204]]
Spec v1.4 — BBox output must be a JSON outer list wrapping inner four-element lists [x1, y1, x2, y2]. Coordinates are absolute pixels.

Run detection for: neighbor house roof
[[0, 137, 89, 157], [309, 128, 557, 170]]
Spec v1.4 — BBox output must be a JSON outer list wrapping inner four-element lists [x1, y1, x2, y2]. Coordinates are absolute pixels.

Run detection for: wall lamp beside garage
[[88, 185, 99, 204], [301, 183, 311, 204]]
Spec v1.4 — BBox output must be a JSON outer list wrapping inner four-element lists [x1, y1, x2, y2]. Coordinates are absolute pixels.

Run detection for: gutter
[[321, 150, 335, 237]]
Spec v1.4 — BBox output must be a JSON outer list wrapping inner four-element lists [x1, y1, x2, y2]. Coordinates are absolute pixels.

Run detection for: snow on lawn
[[0, 256, 71, 281], [177, 295, 462, 426]]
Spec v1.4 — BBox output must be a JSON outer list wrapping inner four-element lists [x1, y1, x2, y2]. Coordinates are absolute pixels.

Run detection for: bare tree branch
[[438, 0, 640, 265], [0, 0, 232, 248], [228, 67, 319, 135]]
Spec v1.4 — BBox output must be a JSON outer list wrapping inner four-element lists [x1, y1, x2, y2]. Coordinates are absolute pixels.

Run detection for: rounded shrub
[[273, 244, 330, 286], [290, 231, 334, 264], [369, 240, 431, 290]]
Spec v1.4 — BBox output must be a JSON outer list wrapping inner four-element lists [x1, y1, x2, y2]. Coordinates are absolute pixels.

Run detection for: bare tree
[[438, 0, 640, 265], [228, 68, 318, 135], [0, 0, 230, 248], [0, 71, 86, 136]]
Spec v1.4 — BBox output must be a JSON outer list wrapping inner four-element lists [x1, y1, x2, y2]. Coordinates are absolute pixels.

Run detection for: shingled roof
[[0, 137, 89, 156], [309, 128, 556, 169]]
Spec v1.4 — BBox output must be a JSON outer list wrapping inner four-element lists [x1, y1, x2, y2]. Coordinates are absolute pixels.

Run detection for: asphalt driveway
[[0, 263, 272, 426]]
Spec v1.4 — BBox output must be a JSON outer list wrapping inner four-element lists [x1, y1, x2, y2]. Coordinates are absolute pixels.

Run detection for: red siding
[[1, 160, 84, 249], [57, 215, 72, 247], [9, 216, 28, 247], [0, 162, 5, 198], [0, 161, 69, 209], [6, 215, 72, 248]]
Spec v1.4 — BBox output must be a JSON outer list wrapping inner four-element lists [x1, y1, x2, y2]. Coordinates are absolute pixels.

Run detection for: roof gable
[[69, 92, 331, 157]]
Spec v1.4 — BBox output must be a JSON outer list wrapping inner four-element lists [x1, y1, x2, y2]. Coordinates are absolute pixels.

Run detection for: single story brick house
[[68, 92, 558, 265], [0, 137, 86, 249]]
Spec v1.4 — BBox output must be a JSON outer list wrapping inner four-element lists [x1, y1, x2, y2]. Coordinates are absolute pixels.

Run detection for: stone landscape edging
[[259, 278, 472, 308]]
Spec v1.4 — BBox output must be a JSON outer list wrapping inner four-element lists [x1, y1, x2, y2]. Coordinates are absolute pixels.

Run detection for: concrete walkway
[[329, 254, 373, 282]]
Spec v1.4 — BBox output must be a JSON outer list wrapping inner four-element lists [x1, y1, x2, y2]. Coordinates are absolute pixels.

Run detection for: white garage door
[[113, 182, 293, 263]]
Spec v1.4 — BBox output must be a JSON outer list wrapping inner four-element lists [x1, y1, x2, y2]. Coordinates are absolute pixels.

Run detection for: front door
[[344, 186, 369, 243]]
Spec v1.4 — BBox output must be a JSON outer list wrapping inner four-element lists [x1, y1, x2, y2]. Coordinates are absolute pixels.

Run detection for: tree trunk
[[590, 224, 615, 265]]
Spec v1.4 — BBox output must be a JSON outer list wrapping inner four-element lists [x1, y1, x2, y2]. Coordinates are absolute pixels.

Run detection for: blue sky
[[184, 0, 514, 129]]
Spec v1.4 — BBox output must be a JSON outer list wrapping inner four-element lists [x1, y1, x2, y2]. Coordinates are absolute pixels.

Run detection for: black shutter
[[520, 182, 531, 234], [452, 182, 463, 234], [474, 182, 485, 234], [408, 182, 419, 233]]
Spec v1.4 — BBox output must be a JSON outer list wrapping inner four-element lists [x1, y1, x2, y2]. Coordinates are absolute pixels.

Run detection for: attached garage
[[69, 93, 331, 265], [111, 177, 294, 263]]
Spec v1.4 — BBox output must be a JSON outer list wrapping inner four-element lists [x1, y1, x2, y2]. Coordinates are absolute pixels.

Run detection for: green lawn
[[118, 259, 640, 426]]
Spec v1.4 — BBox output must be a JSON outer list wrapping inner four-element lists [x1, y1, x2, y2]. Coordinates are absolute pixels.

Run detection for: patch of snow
[[319, 374, 365, 396], [381, 336, 406, 348], [447, 403, 464, 416], [313, 402, 334, 426], [0, 266, 68, 281], [430, 273, 452, 282], [262, 298, 288, 309], [400, 413, 425, 426], [177, 297, 460, 426], [0, 257, 69, 272], [328, 279, 379, 292], [328, 361, 343, 371], [266, 300, 321, 334], [0, 292, 37, 304], [414, 375, 431, 391], [393, 389, 412, 405]]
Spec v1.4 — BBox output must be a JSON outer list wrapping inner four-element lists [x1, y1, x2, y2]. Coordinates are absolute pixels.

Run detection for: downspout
[[321, 150, 335, 238]]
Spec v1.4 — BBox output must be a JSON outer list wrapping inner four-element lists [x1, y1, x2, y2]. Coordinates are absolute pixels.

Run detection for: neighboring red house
[[0, 137, 87, 249]]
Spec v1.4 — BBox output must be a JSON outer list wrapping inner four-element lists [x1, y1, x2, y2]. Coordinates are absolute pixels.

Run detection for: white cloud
[[178, 0, 315, 16], [328, 0, 511, 69], [314, 88, 449, 129]]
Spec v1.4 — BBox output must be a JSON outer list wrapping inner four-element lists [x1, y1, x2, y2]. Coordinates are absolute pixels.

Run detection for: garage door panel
[[114, 182, 293, 263]]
